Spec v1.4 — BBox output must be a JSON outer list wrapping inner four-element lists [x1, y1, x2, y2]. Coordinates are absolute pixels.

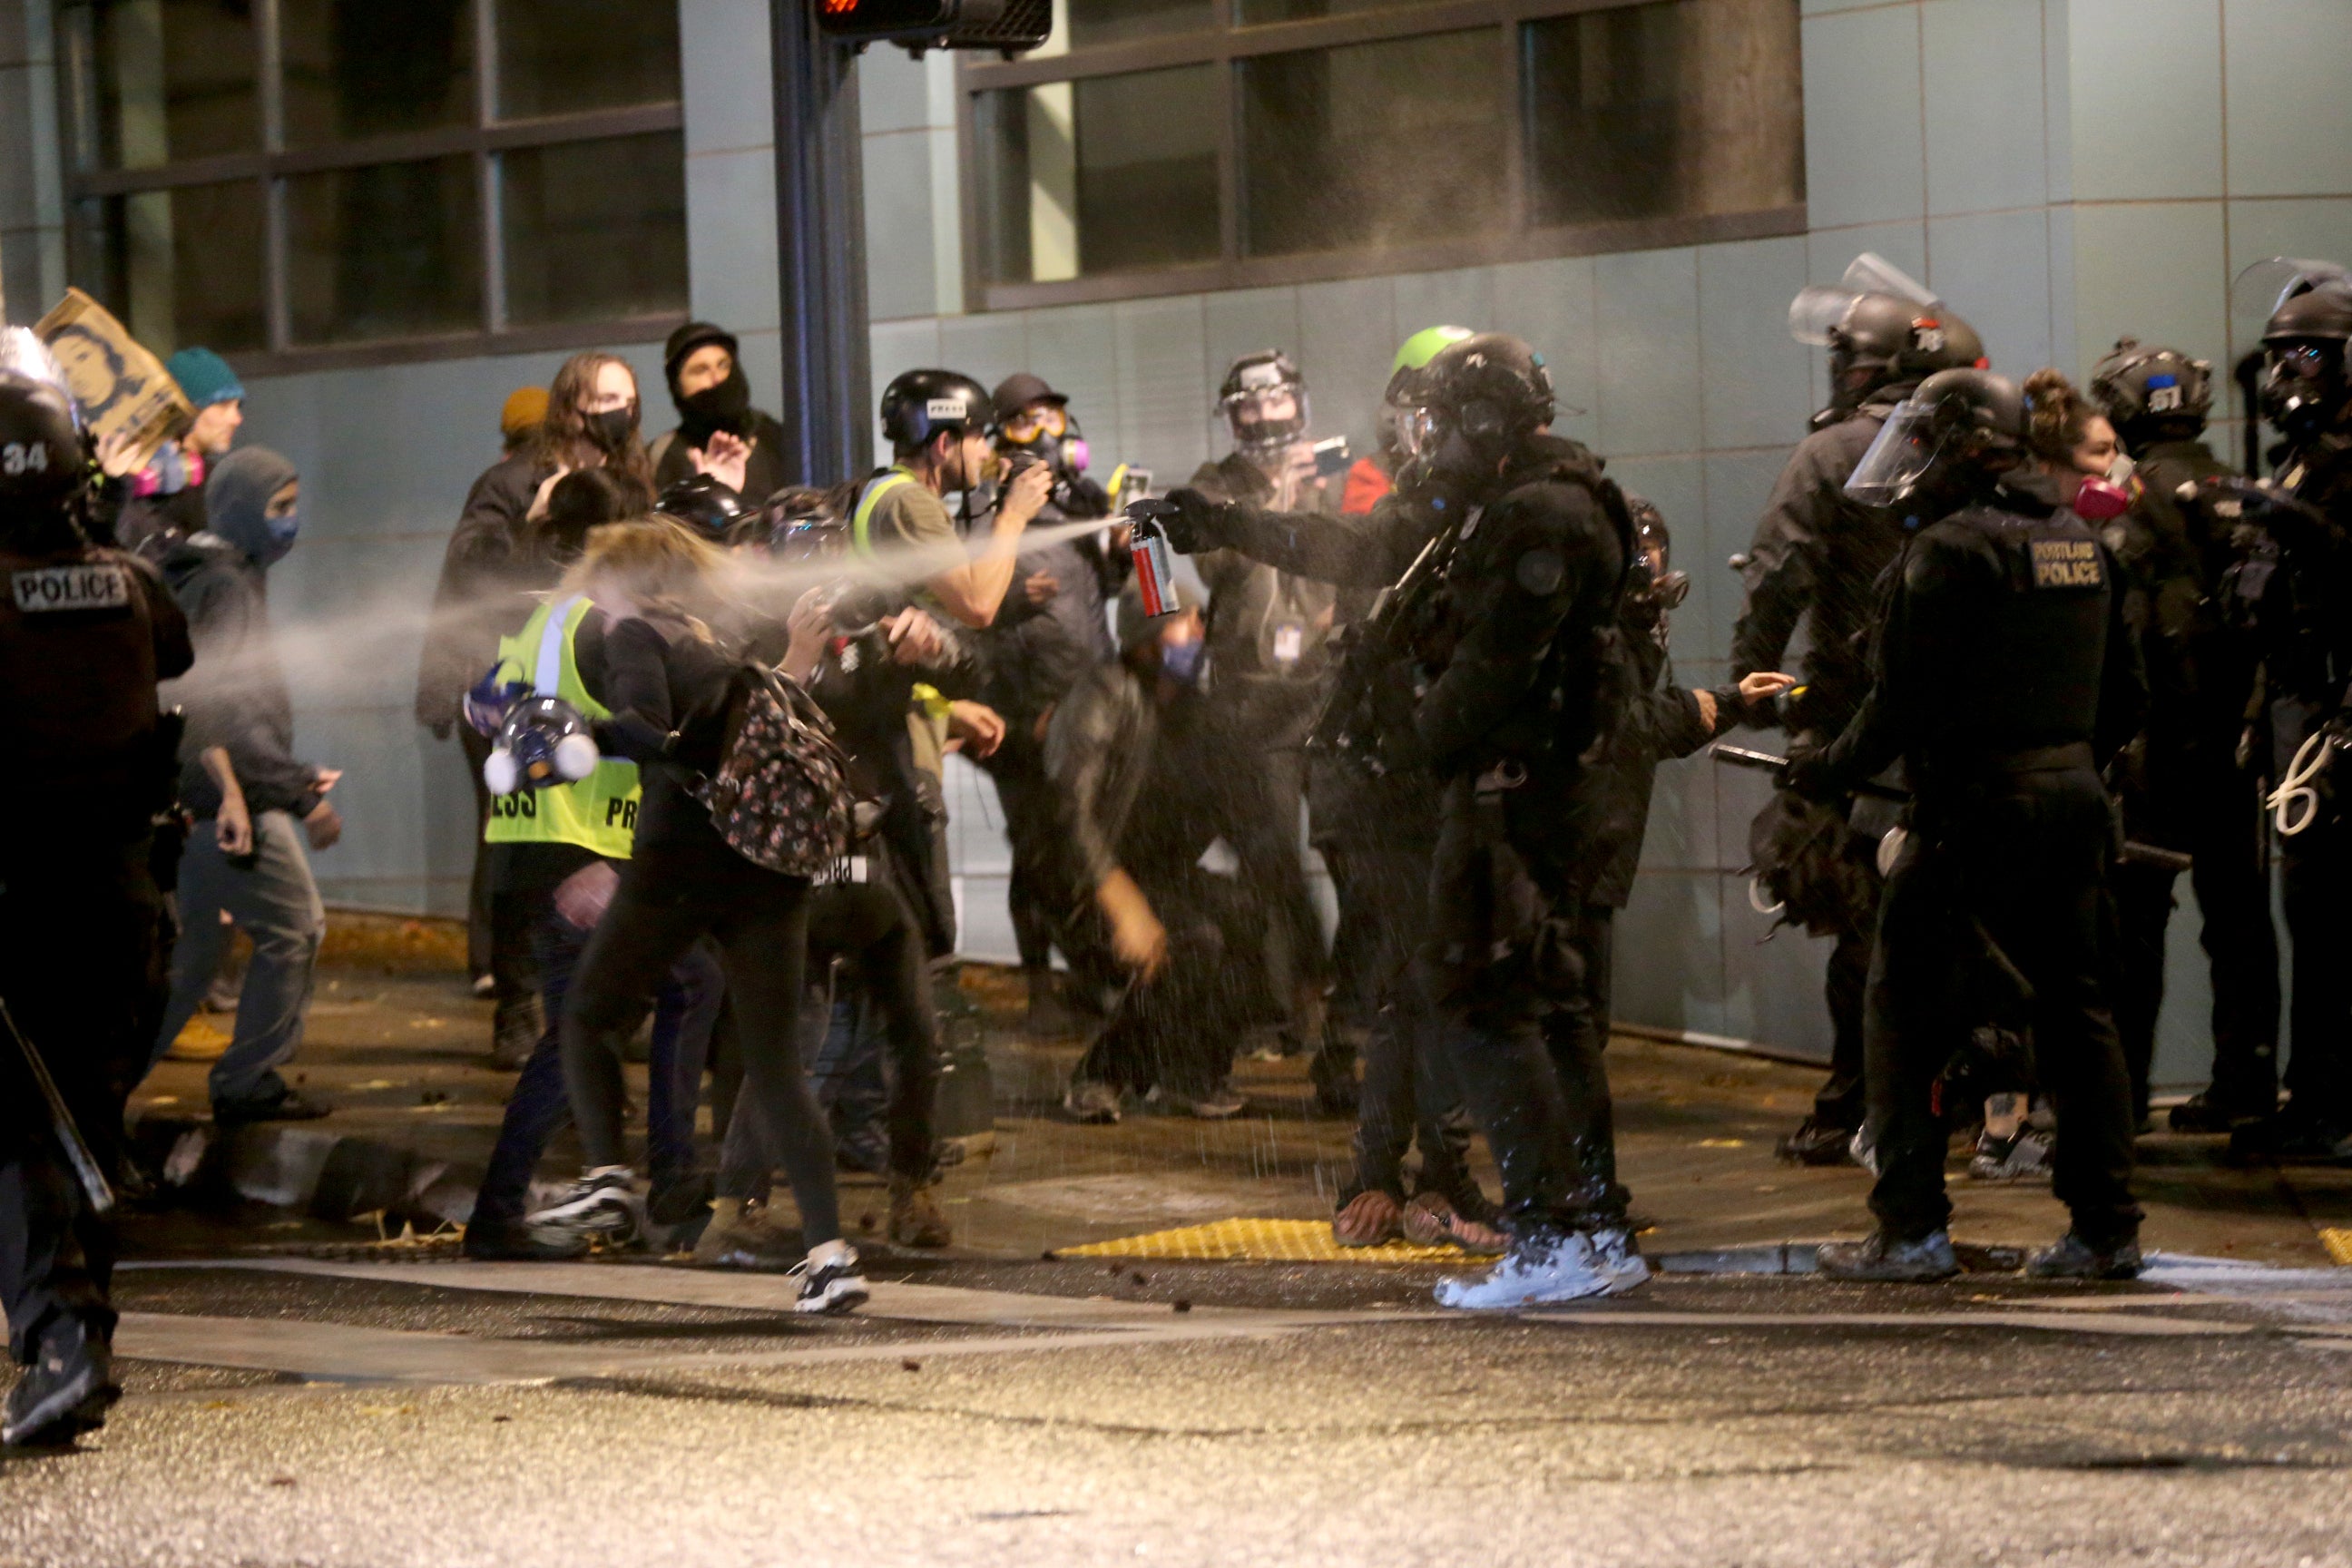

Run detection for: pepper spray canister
[[1125, 498, 1182, 617]]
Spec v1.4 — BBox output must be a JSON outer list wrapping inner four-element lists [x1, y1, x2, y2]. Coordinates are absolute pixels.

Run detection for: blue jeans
[[150, 809, 326, 1111], [472, 897, 724, 1227]]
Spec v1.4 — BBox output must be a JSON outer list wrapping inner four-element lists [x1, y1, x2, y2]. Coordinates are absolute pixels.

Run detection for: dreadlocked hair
[[2023, 368, 2099, 466]]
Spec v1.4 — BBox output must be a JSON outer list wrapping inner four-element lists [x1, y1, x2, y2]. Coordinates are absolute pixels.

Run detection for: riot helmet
[[0, 349, 88, 529], [880, 368, 995, 454], [2089, 337, 2213, 449], [1845, 368, 2027, 513], [764, 485, 851, 564], [654, 473, 752, 541], [1379, 327, 1475, 458], [1792, 253, 1987, 413], [2242, 258, 2352, 443], [1395, 333, 1555, 485], [1621, 492, 1689, 632], [1218, 350, 1310, 459]]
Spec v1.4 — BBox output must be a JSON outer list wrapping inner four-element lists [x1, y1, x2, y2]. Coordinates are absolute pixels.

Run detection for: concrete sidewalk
[[128, 915, 2352, 1268]]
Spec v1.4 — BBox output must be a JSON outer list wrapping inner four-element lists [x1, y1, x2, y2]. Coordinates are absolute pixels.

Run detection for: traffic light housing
[[813, 0, 1050, 51]]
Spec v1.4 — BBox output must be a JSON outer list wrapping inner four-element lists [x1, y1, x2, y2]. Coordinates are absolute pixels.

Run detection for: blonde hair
[[561, 517, 730, 633]]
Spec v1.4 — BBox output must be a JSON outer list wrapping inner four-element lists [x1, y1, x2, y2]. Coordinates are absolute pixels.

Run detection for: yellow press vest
[[481, 594, 642, 858], [853, 466, 950, 720]]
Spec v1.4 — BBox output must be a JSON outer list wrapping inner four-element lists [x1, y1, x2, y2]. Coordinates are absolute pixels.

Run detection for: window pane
[[501, 132, 688, 326], [66, 181, 267, 354], [1524, 0, 1803, 229], [495, 0, 681, 119], [974, 65, 1220, 285], [64, 0, 257, 172], [286, 156, 481, 344], [281, 0, 475, 148], [1236, 0, 1414, 24], [1240, 30, 1504, 260], [1066, 0, 1211, 48]]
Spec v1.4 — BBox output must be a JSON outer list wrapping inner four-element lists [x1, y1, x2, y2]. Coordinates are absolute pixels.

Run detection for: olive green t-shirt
[[861, 475, 959, 566]]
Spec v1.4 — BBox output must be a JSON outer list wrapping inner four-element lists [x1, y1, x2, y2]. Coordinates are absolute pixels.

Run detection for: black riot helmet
[[763, 485, 852, 563], [1792, 253, 1988, 414], [1846, 368, 2027, 516], [2089, 337, 2214, 451], [1621, 492, 1689, 632], [653, 473, 751, 541], [2241, 259, 2352, 444], [1395, 333, 1556, 485], [1217, 349, 1310, 459], [0, 351, 87, 543], [879, 368, 995, 456]]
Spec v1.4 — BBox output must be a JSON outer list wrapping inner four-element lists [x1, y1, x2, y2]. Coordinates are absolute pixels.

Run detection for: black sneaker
[[461, 1218, 590, 1261], [1776, 1116, 1857, 1167], [3, 1318, 118, 1449], [2169, 1091, 2275, 1134], [789, 1244, 870, 1315], [213, 1088, 332, 1125], [2025, 1232, 2143, 1280], [524, 1166, 645, 1247], [1816, 1230, 1960, 1282]]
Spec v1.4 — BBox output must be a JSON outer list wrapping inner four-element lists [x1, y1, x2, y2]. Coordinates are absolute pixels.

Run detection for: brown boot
[[888, 1177, 952, 1249]]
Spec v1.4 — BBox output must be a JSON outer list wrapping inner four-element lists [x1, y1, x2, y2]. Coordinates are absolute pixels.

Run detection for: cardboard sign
[[34, 288, 193, 469]]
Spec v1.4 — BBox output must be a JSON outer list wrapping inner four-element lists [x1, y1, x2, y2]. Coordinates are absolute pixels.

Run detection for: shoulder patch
[[2029, 536, 2106, 590], [1514, 547, 1566, 596]]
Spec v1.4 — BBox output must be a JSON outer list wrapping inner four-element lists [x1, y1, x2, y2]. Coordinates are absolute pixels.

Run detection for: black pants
[[2112, 751, 2280, 1120], [0, 843, 167, 1365], [1212, 740, 1329, 1040], [1071, 866, 1259, 1098], [2281, 807, 2352, 1130], [1422, 775, 1625, 1237], [1327, 841, 1476, 1206], [461, 725, 537, 1012], [720, 873, 941, 1193], [1865, 768, 2140, 1247], [978, 730, 1061, 975], [1813, 926, 1871, 1128], [560, 839, 839, 1245]]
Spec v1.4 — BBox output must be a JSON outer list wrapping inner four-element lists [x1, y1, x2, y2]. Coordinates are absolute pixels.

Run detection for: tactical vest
[[0, 542, 170, 835], [482, 594, 642, 858], [1927, 505, 2112, 754]]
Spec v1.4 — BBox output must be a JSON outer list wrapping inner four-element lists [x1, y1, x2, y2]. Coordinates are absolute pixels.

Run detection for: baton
[[1709, 744, 2194, 875], [0, 996, 115, 1216]]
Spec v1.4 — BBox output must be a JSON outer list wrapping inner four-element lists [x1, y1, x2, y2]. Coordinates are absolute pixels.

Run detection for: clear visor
[[1843, 402, 1947, 505], [0, 328, 78, 428], [1791, 252, 1941, 346], [2234, 257, 2349, 328], [1396, 405, 1440, 457], [1839, 250, 1936, 307], [1225, 385, 1310, 449]]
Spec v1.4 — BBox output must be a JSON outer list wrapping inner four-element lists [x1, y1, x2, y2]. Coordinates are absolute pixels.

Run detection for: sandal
[[1403, 1191, 1509, 1253], [1333, 1190, 1403, 1247]]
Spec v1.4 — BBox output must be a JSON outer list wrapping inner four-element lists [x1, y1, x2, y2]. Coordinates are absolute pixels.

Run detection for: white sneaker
[[1434, 1228, 1649, 1310], [789, 1240, 870, 1315], [525, 1166, 645, 1246]]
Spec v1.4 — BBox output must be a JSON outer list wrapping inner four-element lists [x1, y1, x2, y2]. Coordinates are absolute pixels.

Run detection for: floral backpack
[[692, 663, 854, 877]]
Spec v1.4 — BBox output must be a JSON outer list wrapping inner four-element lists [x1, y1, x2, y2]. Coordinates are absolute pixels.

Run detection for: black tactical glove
[[1780, 742, 1844, 803], [1160, 487, 1230, 555]]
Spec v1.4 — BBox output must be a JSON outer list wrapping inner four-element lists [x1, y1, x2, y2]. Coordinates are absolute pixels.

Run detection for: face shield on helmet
[[1789, 252, 1939, 346], [1843, 398, 1954, 507], [1220, 356, 1310, 457], [0, 328, 79, 428], [2260, 338, 2347, 435]]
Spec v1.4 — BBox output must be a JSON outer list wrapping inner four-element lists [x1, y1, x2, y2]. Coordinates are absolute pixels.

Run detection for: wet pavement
[[5, 925, 2347, 1563]]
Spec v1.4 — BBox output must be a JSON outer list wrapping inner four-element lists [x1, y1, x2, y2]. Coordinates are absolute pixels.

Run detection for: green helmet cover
[[1391, 326, 1475, 378]]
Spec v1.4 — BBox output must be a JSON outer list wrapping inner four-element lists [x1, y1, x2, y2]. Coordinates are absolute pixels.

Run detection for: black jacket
[[1576, 627, 1731, 909], [1731, 397, 1912, 736], [1186, 452, 1342, 748], [652, 409, 791, 503], [416, 453, 560, 733], [157, 534, 320, 819]]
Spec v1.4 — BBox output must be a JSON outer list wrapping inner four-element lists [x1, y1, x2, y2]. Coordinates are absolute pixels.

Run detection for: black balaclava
[[674, 362, 753, 449]]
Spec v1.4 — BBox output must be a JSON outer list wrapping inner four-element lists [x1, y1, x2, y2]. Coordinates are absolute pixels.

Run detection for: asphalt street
[[4, 1250, 2350, 1567]]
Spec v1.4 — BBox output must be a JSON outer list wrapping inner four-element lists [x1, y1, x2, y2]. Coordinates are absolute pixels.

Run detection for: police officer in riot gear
[[1792, 368, 2147, 1281], [1735, 255, 1989, 1167], [2216, 260, 2352, 1161], [0, 349, 193, 1446], [1165, 333, 1649, 1307], [2086, 339, 2281, 1132]]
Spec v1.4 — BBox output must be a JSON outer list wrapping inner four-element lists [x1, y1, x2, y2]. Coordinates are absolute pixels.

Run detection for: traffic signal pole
[[770, 1, 874, 485]]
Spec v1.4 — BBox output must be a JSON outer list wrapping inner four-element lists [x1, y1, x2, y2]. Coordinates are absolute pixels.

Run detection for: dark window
[[975, 65, 1221, 285], [65, 0, 258, 172], [66, 181, 268, 351], [495, 0, 681, 119], [959, 0, 1804, 306], [281, 0, 475, 148], [1240, 30, 1504, 259], [1524, 0, 1804, 230], [57, 0, 685, 364], [286, 157, 481, 345], [502, 132, 690, 326]]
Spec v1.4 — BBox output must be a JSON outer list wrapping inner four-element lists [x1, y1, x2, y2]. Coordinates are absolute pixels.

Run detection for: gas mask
[[2260, 340, 2348, 444], [999, 403, 1091, 488], [483, 695, 600, 796], [1223, 385, 1309, 461]]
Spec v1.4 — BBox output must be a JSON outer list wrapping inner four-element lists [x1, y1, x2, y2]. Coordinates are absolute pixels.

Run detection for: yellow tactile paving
[[2320, 1228, 2352, 1267], [1054, 1217, 1499, 1264]]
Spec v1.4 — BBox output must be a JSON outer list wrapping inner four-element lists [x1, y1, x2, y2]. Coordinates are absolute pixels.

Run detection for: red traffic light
[[811, 0, 1047, 50]]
